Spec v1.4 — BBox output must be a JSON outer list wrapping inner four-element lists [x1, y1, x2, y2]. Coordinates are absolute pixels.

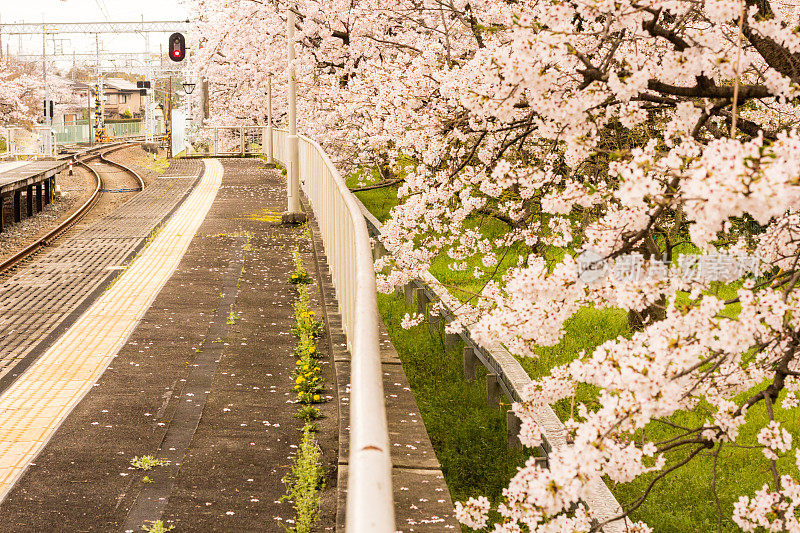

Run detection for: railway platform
[[0, 157, 457, 531], [0, 160, 67, 231]]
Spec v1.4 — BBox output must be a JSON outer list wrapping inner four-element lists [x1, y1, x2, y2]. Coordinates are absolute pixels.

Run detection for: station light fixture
[[168, 32, 186, 62], [182, 82, 197, 94]]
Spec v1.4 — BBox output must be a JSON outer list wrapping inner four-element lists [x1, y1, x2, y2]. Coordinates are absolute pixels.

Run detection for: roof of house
[[70, 80, 91, 91], [69, 78, 140, 92], [104, 78, 140, 92]]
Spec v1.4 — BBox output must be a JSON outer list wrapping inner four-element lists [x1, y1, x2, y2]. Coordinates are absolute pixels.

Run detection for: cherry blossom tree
[[193, 0, 800, 529], [0, 60, 43, 126], [0, 59, 81, 127]]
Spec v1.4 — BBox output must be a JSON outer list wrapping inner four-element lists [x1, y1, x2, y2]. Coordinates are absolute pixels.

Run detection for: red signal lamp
[[168, 33, 186, 62]]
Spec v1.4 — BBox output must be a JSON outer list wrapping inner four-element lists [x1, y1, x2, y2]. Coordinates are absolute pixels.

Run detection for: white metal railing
[[1, 126, 57, 158], [187, 126, 267, 157], [272, 128, 395, 531]]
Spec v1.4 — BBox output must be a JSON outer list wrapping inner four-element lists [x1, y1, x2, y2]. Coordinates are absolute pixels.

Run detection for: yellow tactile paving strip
[[0, 159, 223, 502]]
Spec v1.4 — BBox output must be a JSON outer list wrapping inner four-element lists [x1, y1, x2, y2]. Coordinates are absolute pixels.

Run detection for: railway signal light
[[168, 33, 186, 62], [43, 99, 54, 121], [137, 80, 152, 96]]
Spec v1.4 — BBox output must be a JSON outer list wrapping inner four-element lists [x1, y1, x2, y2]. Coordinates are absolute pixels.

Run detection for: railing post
[[463, 346, 476, 381], [415, 287, 427, 316], [445, 329, 460, 350], [240, 127, 245, 156], [507, 411, 522, 450], [264, 126, 274, 165], [429, 310, 442, 335], [403, 284, 414, 306], [372, 240, 387, 262], [487, 373, 500, 406]]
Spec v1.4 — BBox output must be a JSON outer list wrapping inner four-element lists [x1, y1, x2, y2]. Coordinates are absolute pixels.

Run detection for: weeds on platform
[[130, 455, 168, 471], [291, 291, 324, 340], [281, 422, 324, 533], [289, 247, 312, 285], [226, 305, 238, 325], [292, 288, 326, 405], [141, 520, 174, 533], [294, 404, 322, 423], [282, 251, 327, 531]]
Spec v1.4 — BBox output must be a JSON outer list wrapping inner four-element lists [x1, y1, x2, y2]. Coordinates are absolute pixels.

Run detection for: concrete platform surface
[[0, 162, 29, 175], [0, 158, 457, 532], [0, 159, 222, 502], [0, 160, 68, 194]]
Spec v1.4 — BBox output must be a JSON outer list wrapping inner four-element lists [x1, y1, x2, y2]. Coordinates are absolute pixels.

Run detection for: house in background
[[103, 79, 143, 118], [67, 78, 143, 120]]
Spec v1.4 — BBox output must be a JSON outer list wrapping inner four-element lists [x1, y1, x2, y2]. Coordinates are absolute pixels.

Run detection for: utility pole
[[144, 31, 154, 144], [42, 22, 50, 126], [202, 79, 209, 120], [168, 75, 172, 158], [100, 77, 105, 129], [266, 72, 274, 165], [87, 88, 93, 145], [283, 3, 304, 223]]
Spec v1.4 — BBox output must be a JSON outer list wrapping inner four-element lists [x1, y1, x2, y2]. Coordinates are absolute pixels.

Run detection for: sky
[[1, 0, 190, 70]]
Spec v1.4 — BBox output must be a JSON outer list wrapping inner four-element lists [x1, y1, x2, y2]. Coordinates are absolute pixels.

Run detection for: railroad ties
[[0, 160, 65, 232]]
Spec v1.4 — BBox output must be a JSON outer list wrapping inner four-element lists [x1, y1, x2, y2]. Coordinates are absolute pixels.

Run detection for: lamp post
[[182, 81, 196, 127], [282, 3, 305, 223]]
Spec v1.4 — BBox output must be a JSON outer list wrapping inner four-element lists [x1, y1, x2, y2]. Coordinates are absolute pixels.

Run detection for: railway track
[[0, 143, 146, 272]]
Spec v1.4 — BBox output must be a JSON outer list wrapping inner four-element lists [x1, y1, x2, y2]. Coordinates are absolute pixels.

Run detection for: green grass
[[350, 178, 399, 224], [378, 292, 527, 510], [136, 152, 170, 174]]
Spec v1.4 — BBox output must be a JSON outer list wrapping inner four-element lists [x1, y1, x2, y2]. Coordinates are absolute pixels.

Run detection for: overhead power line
[[0, 21, 191, 35], [95, 0, 112, 21]]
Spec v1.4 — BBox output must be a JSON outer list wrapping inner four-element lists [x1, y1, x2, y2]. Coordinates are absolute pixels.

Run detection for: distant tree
[[0, 61, 42, 126]]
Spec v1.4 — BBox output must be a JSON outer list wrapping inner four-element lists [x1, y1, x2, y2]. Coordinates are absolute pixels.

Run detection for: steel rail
[[98, 147, 145, 191], [0, 143, 143, 272]]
